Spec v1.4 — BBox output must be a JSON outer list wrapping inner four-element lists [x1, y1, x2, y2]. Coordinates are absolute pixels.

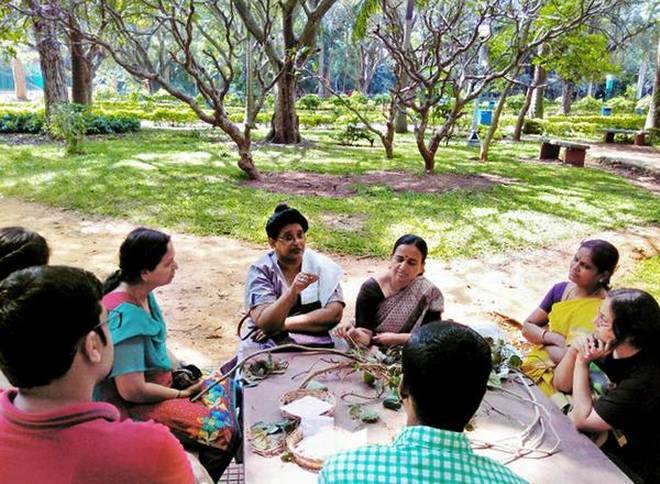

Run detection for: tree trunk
[[69, 23, 93, 105], [31, 0, 68, 117], [513, 83, 535, 141], [236, 137, 260, 180], [317, 29, 329, 97], [645, 36, 660, 130], [11, 57, 28, 101], [414, 112, 435, 172], [148, 79, 161, 94], [267, 65, 301, 144], [587, 82, 594, 97], [380, 118, 394, 158], [636, 59, 647, 100], [530, 64, 546, 118], [245, 33, 256, 127], [480, 81, 513, 161], [561, 77, 574, 115], [394, 0, 414, 133]]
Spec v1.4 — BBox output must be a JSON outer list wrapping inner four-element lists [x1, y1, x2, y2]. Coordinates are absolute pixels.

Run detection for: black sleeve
[[355, 278, 385, 331], [594, 369, 656, 430], [422, 310, 442, 325]]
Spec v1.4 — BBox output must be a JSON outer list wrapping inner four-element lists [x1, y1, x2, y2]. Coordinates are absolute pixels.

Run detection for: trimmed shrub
[[84, 114, 140, 134], [371, 93, 390, 106], [0, 111, 45, 133], [0, 109, 139, 136], [636, 95, 651, 111], [297, 94, 322, 110], [605, 96, 635, 113], [349, 91, 368, 105], [48, 103, 87, 154], [572, 96, 602, 113], [332, 122, 375, 146], [522, 118, 543, 135], [505, 94, 527, 112], [299, 112, 336, 127]]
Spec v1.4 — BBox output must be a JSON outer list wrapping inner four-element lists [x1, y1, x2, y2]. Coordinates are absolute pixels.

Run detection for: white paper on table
[[300, 415, 334, 438], [279, 395, 333, 418], [294, 427, 369, 460]]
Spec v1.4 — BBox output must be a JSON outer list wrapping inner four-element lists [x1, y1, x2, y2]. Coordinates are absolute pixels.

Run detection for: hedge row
[[0, 110, 140, 135], [520, 114, 645, 139]]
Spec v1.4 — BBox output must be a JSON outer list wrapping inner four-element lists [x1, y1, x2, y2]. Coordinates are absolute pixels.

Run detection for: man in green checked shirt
[[319, 321, 527, 484]]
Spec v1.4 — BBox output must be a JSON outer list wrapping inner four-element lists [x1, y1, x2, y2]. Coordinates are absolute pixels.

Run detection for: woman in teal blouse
[[100, 227, 237, 481]]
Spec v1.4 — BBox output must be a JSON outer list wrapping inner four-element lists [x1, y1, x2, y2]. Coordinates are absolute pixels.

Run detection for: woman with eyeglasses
[[335, 234, 444, 348], [238, 203, 345, 361], [520, 239, 619, 396], [98, 227, 238, 482], [566, 289, 660, 483]]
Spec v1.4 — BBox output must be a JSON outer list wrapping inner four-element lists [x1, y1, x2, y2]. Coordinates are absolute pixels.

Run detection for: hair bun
[[274, 203, 290, 214]]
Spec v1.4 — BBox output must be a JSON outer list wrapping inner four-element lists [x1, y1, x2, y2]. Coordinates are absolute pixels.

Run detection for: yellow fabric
[[522, 297, 601, 396]]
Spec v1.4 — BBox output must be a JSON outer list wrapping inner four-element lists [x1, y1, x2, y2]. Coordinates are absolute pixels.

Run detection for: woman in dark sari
[[337, 234, 444, 347]]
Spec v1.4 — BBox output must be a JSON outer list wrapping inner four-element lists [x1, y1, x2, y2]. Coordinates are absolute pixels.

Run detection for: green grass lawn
[[619, 256, 660, 300], [0, 127, 658, 260]]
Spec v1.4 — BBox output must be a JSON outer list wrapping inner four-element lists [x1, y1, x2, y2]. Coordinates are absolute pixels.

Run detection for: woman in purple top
[[238, 204, 345, 361], [520, 239, 619, 396]]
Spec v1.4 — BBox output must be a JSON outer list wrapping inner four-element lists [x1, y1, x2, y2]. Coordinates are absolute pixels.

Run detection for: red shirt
[[0, 390, 194, 484]]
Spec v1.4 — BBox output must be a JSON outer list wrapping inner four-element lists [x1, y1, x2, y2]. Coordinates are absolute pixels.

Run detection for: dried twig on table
[[469, 373, 561, 465], [191, 344, 358, 402], [340, 391, 380, 403]]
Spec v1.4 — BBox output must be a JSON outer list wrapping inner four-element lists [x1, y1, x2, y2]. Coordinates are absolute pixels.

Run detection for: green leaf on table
[[305, 379, 328, 391], [383, 389, 402, 410], [487, 370, 502, 389], [508, 354, 523, 368], [349, 404, 380, 423]]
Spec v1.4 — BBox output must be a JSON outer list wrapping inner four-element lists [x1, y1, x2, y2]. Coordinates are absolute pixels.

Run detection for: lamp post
[[467, 23, 491, 147]]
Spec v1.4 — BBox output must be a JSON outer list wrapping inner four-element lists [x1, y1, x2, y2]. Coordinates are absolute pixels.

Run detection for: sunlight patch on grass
[[112, 160, 158, 171]]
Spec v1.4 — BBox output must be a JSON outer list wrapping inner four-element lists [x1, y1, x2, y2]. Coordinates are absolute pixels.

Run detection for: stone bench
[[600, 128, 646, 146], [539, 138, 590, 167]]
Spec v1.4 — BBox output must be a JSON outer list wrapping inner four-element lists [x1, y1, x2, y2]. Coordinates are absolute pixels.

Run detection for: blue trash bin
[[479, 109, 493, 126], [601, 106, 613, 116], [488, 100, 496, 109]]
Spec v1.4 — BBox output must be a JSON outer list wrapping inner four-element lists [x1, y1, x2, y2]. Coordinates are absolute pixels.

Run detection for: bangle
[[541, 329, 548, 343]]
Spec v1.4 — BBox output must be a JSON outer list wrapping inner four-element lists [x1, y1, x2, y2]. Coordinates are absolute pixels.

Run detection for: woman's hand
[[178, 380, 204, 399], [372, 332, 408, 346], [346, 327, 372, 347], [333, 321, 353, 339], [289, 272, 319, 296], [574, 334, 611, 363], [252, 327, 281, 343]]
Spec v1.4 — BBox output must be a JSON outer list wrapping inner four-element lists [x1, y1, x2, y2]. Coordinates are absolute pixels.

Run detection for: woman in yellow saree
[[521, 240, 619, 396]]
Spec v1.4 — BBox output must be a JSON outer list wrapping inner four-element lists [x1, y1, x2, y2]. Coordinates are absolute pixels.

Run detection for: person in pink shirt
[[0, 265, 194, 484]]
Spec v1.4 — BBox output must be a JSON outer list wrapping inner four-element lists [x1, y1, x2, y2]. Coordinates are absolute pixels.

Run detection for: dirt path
[[1, 196, 658, 367]]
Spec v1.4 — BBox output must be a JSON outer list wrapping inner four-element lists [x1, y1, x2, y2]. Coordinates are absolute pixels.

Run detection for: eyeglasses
[[70, 318, 108, 356], [277, 232, 306, 244], [595, 311, 612, 328]]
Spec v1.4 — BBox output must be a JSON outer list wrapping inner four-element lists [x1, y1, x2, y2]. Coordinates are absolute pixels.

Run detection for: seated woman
[[521, 239, 619, 396], [567, 289, 660, 483], [238, 204, 345, 360], [98, 227, 237, 482], [0, 226, 49, 280], [337, 234, 443, 347]]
